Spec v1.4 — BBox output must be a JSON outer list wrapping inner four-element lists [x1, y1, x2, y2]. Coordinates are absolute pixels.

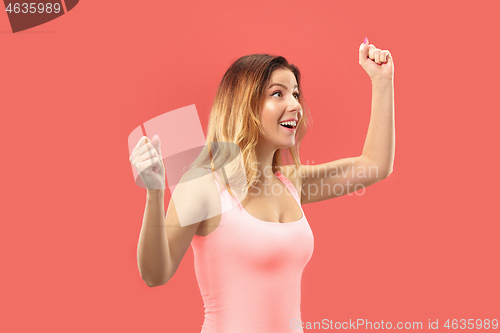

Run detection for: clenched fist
[[359, 37, 394, 82], [129, 135, 166, 190]]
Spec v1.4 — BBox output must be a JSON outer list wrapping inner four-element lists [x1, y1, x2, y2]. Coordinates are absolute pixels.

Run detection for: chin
[[278, 141, 295, 149]]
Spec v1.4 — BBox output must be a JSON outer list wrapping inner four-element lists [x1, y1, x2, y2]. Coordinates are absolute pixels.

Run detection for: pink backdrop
[[2, 0, 499, 331]]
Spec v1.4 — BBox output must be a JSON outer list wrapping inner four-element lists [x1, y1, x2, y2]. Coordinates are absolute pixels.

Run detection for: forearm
[[361, 79, 395, 177], [137, 189, 170, 287]]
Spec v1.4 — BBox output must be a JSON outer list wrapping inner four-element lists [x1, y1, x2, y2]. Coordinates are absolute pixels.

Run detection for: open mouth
[[279, 120, 297, 130]]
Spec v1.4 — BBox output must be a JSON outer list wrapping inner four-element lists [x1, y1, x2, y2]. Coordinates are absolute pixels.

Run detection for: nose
[[286, 94, 302, 115]]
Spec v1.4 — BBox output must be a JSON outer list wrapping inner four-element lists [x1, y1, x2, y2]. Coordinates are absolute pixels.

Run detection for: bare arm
[[137, 189, 170, 287], [298, 40, 395, 204], [136, 168, 217, 287], [359, 39, 395, 174], [361, 79, 395, 175]]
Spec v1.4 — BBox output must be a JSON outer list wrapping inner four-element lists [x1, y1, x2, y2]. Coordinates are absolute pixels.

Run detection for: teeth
[[279, 120, 297, 127]]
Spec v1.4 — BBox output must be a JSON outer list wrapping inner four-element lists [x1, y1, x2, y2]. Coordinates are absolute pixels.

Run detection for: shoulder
[[175, 167, 220, 211], [181, 166, 212, 179], [280, 164, 304, 183]]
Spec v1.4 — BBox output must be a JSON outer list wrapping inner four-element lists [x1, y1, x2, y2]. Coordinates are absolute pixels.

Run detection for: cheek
[[260, 108, 278, 127], [264, 117, 280, 133]]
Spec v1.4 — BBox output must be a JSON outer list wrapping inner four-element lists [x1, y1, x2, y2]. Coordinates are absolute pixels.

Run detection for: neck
[[254, 141, 278, 186]]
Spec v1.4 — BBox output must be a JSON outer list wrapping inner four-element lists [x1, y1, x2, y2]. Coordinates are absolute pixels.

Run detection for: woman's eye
[[271, 91, 300, 99]]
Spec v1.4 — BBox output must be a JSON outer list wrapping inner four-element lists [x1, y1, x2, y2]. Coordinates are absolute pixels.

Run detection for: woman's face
[[258, 68, 302, 150]]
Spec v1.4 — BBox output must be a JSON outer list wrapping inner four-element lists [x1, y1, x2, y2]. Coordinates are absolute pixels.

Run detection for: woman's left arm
[[360, 41, 395, 177], [299, 38, 395, 205]]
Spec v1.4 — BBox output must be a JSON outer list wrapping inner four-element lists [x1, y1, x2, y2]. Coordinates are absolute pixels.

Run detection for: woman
[[129, 37, 395, 332]]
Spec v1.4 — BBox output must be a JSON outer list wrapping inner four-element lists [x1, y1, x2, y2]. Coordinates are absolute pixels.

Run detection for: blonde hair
[[188, 54, 311, 197]]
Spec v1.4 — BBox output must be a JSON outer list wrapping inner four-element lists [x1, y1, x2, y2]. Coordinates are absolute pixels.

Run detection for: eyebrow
[[268, 83, 298, 90]]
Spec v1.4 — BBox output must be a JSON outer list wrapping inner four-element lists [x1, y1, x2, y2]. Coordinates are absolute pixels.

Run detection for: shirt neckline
[[237, 171, 305, 224]]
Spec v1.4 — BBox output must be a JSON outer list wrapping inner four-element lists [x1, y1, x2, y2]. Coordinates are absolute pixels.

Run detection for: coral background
[[1, 0, 498, 331]]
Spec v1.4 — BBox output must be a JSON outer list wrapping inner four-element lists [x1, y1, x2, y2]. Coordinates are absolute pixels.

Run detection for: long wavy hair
[[188, 54, 311, 198]]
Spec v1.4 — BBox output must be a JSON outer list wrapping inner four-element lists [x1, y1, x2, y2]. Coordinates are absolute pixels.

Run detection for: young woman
[[129, 37, 395, 332]]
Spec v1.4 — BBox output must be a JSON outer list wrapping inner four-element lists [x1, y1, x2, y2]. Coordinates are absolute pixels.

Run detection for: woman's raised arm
[[299, 38, 395, 204], [130, 135, 216, 287]]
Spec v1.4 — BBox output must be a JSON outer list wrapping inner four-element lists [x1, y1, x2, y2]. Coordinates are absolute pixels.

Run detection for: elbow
[[374, 165, 393, 180], [137, 254, 175, 288], [381, 168, 393, 179], [140, 269, 171, 288], [143, 276, 169, 288], [145, 280, 157, 288]]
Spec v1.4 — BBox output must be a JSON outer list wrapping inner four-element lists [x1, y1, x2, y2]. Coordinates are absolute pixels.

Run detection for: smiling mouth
[[279, 120, 297, 129], [279, 123, 296, 132]]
